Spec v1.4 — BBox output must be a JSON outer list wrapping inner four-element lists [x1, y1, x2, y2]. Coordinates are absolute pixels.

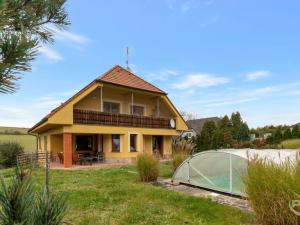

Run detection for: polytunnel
[[172, 149, 299, 197]]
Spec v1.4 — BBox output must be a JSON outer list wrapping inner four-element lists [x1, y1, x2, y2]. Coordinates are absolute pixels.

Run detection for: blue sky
[[1, 0, 300, 128]]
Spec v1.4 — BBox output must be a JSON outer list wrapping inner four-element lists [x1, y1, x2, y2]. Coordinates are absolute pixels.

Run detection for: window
[[130, 134, 137, 152], [130, 105, 144, 116], [103, 102, 120, 113], [76, 135, 93, 151], [112, 134, 120, 152]]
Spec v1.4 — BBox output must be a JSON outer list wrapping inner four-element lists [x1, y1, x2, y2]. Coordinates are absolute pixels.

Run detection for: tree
[[231, 112, 243, 140], [180, 111, 197, 121], [195, 121, 217, 151], [283, 128, 292, 140], [273, 127, 283, 144], [237, 122, 250, 142], [0, 0, 70, 94], [292, 125, 300, 138]]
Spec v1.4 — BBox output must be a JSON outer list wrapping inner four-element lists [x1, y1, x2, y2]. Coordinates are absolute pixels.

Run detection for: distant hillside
[[0, 126, 35, 152], [0, 126, 29, 135]]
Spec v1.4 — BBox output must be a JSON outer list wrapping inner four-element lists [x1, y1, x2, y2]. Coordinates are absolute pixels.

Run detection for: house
[[28, 65, 188, 167], [263, 133, 272, 140], [185, 117, 220, 135], [180, 129, 197, 139]]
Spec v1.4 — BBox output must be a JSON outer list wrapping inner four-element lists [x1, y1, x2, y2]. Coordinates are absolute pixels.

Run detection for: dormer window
[[103, 101, 120, 113]]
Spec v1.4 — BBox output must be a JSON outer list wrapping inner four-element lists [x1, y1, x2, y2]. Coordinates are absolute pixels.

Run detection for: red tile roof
[[29, 65, 166, 132], [97, 65, 166, 94]]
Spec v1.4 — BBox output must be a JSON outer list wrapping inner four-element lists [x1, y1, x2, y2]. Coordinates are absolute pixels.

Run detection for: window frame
[[103, 101, 120, 114], [130, 104, 144, 116], [129, 134, 138, 152]]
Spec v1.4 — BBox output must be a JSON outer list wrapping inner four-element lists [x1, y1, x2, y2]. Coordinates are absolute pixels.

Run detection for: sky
[[1, 0, 300, 128]]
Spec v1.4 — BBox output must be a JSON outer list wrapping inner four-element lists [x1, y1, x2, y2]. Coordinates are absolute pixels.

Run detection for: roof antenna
[[125, 47, 130, 71]]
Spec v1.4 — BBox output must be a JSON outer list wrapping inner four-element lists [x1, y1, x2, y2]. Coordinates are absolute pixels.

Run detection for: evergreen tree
[[283, 128, 292, 140], [274, 127, 283, 144], [195, 121, 217, 151], [231, 112, 243, 140], [292, 125, 300, 138], [0, 0, 70, 94], [237, 122, 250, 142]]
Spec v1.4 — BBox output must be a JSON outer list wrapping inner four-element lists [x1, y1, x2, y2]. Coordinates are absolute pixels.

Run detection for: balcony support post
[[156, 97, 160, 117], [100, 86, 103, 112], [131, 92, 134, 114]]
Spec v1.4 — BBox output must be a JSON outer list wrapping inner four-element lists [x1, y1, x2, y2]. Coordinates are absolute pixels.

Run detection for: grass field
[[281, 139, 300, 149], [2, 163, 251, 225], [0, 134, 36, 152], [0, 126, 29, 134]]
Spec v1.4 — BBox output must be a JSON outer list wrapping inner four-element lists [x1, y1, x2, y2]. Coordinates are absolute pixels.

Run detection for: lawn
[[281, 139, 300, 149], [0, 134, 36, 153], [26, 164, 252, 225]]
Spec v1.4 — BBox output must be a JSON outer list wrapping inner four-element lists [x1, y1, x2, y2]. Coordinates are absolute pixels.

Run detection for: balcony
[[73, 109, 175, 129]]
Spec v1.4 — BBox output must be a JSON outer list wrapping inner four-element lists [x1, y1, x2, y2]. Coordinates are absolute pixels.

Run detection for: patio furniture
[[57, 152, 64, 164], [80, 156, 93, 165], [73, 153, 81, 165], [92, 152, 104, 163]]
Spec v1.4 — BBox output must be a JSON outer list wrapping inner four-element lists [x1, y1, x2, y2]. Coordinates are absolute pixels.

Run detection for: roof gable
[[97, 65, 166, 94]]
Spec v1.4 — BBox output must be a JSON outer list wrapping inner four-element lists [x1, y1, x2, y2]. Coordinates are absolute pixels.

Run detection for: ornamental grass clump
[[244, 157, 300, 225], [172, 138, 194, 172], [137, 154, 159, 182]]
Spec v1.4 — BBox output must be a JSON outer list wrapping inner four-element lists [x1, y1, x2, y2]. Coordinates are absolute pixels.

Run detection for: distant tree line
[[194, 112, 250, 152], [257, 125, 300, 145]]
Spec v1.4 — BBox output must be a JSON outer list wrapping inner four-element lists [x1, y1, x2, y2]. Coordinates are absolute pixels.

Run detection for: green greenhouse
[[172, 149, 298, 196]]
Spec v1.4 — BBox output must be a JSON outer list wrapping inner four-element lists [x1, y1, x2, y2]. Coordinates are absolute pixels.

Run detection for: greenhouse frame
[[172, 149, 298, 197]]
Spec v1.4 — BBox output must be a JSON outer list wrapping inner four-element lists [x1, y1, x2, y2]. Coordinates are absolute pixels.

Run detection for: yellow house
[[29, 65, 188, 167]]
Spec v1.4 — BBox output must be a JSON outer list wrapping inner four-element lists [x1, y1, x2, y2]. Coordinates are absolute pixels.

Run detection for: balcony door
[[152, 136, 163, 157]]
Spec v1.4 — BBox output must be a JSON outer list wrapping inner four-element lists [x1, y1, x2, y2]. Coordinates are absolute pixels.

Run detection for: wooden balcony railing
[[73, 109, 175, 129]]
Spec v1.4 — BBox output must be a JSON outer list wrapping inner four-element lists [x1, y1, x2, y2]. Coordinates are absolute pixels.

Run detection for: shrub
[[244, 158, 300, 225], [0, 142, 24, 168], [136, 154, 159, 182], [172, 138, 194, 155], [172, 152, 188, 172]]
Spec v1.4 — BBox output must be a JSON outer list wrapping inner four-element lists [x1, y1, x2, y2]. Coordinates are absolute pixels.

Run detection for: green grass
[[0, 134, 36, 153], [26, 165, 252, 225], [0, 126, 29, 134], [281, 139, 300, 149]]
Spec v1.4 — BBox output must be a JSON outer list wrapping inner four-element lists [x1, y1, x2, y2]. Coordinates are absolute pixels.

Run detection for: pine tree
[[292, 125, 300, 138], [283, 128, 292, 140], [0, 0, 70, 94]]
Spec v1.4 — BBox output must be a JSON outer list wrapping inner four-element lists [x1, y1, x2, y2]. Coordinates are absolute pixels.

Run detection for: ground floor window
[[112, 134, 120, 152], [76, 135, 93, 151], [130, 134, 137, 152]]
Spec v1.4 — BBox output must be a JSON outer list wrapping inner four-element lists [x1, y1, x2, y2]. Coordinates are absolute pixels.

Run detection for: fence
[[17, 152, 49, 167]]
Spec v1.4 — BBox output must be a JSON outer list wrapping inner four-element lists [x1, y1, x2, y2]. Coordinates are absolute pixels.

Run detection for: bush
[[172, 152, 188, 172], [136, 154, 159, 182], [244, 158, 300, 225], [0, 142, 24, 168], [172, 138, 194, 155]]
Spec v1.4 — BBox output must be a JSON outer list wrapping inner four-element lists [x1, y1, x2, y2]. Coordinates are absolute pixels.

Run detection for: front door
[[152, 136, 163, 157]]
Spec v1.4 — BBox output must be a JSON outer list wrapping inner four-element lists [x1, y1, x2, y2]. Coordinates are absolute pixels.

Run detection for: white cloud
[[205, 97, 257, 107], [50, 27, 90, 45], [146, 69, 179, 81], [181, 0, 198, 12], [246, 70, 271, 81], [38, 46, 63, 61], [172, 73, 229, 89]]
